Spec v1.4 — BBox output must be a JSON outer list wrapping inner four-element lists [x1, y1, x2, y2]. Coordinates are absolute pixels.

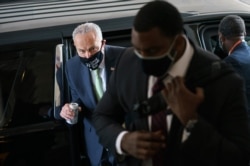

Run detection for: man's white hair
[[72, 22, 103, 41]]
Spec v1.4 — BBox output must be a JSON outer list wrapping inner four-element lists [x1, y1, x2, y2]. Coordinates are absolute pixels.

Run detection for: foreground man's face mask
[[80, 49, 103, 70], [134, 37, 177, 77]]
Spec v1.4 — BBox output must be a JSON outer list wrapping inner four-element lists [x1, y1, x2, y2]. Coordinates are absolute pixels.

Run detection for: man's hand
[[60, 103, 81, 120], [121, 130, 166, 160], [161, 76, 204, 125]]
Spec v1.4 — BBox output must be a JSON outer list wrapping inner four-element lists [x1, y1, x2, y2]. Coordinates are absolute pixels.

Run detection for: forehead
[[131, 27, 170, 50], [74, 32, 99, 47]]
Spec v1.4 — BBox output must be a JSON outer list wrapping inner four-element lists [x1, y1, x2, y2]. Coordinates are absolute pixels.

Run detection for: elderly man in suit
[[59, 22, 125, 166], [218, 15, 250, 114], [93, 1, 250, 166]]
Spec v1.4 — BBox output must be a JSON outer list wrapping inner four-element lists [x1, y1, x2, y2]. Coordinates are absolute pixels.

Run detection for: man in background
[[218, 15, 250, 114]]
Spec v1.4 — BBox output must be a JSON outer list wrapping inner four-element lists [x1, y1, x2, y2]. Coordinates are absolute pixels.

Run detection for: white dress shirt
[[90, 54, 107, 92]]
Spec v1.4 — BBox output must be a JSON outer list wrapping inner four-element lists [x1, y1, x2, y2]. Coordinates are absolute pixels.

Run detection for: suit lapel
[[167, 44, 220, 140], [167, 45, 201, 148], [104, 46, 116, 83]]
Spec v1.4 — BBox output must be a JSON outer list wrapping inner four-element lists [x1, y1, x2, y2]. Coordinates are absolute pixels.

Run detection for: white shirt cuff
[[182, 129, 191, 142], [115, 131, 128, 155]]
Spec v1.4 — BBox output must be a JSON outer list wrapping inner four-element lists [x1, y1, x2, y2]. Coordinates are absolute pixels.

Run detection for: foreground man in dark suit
[[93, 1, 250, 166]]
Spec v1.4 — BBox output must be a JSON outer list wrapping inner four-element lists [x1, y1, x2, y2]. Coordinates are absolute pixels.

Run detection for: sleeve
[[181, 73, 250, 165]]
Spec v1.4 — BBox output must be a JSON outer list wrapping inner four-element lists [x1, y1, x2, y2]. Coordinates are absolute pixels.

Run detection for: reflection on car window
[[0, 41, 56, 127], [54, 44, 63, 107]]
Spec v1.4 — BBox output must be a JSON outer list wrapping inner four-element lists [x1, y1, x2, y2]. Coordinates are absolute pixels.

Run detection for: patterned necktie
[[151, 78, 168, 166], [93, 68, 104, 100]]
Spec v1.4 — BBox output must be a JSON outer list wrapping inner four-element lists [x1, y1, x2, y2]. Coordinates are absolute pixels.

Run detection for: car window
[[0, 40, 58, 127], [54, 44, 63, 107]]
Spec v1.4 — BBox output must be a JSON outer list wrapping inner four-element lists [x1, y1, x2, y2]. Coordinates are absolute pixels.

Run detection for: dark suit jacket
[[93, 43, 250, 166], [224, 41, 250, 114], [64, 45, 125, 166]]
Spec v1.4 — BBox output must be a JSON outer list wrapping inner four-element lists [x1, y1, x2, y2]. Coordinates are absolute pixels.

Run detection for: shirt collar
[[228, 39, 244, 55]]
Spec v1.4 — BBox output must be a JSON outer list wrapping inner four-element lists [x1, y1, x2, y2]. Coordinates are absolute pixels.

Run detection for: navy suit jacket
[[224, 41, 250, 114], [65, 45, 125, 165], [93, 43, 250, 166]]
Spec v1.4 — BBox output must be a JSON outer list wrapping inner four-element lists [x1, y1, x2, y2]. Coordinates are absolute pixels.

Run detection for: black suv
[[0, 0, 250, 166]]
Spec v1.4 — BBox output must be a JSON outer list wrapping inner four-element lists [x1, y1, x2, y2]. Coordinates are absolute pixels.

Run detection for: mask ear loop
[[167, 35, 179, 62], [170, 33, 189, 62], [165, 34, 186, 76], [165, 50, 177, 76], [160, 45, 178, 80], [168, 47, 177, 61], [100, 40, 104, 47], [100, 39, 106, 53]]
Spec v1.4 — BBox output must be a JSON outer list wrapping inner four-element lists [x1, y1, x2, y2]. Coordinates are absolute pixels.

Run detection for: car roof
[[1, 0, 250, 46], [172, 0, 250, 15], [1, 0, 250, 34], [0, 0, 151, 33]]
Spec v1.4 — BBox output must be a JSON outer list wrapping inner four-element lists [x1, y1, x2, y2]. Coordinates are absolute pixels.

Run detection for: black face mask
[[80, 50, 103, 70], [135, 39, 177, 77]]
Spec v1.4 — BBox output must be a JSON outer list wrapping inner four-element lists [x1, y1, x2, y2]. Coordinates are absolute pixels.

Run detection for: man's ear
[[102, 39, 106, 45], [218, 32, 225, 43], [244, 31, 247, 37], [72, 40, 76, 47]]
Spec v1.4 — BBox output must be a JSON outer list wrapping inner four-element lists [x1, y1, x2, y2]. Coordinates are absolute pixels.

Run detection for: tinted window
[[0, 40, 58, 127], [0, 39, 72, 166]]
